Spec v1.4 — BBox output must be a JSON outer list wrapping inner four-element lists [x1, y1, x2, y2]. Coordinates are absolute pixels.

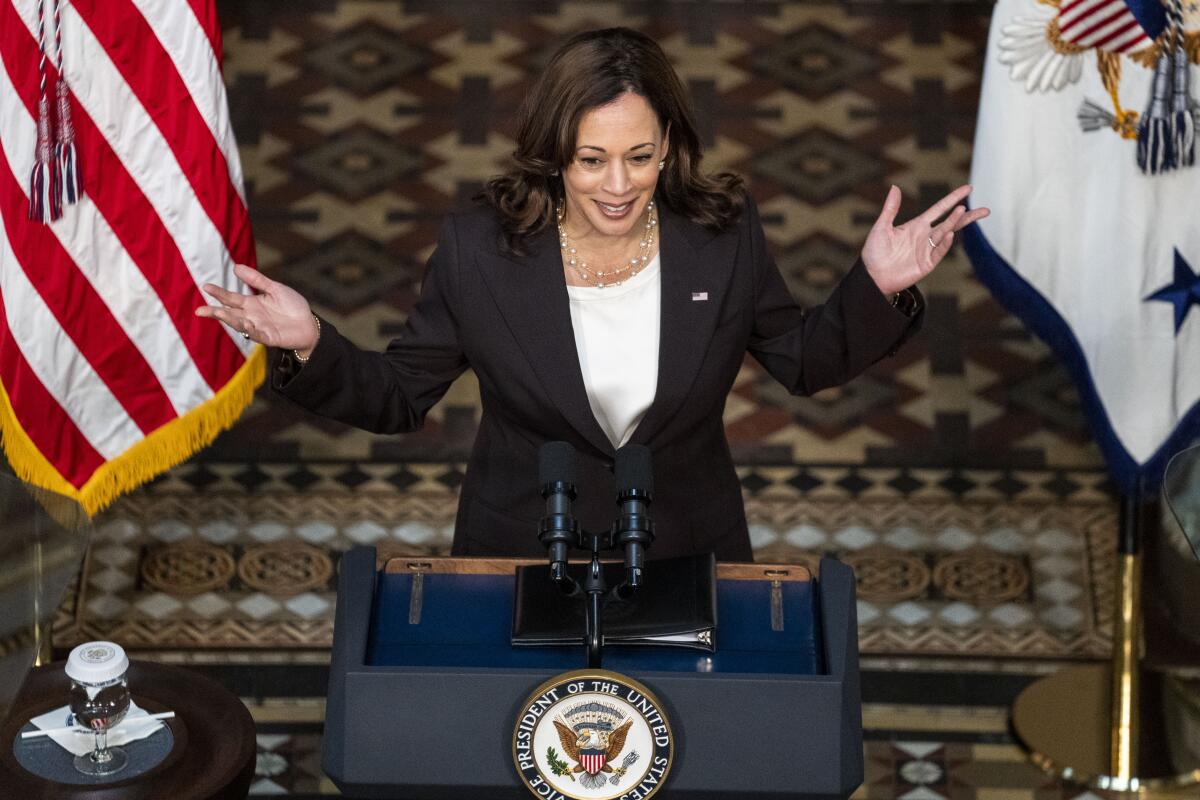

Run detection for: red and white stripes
[[1056, 0, 1152, 53], [0, 0, 261, 510]]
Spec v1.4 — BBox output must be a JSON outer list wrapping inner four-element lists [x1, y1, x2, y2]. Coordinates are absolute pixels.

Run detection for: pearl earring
[[658, 161, 664, 171]]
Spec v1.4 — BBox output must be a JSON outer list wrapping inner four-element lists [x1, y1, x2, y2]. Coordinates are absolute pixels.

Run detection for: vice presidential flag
[[964, 0, 1200, 493], [0, 0, 261, 515]]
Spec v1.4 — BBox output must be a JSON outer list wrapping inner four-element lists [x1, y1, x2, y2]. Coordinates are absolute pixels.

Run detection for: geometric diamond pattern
[[284, 593, 331, 620], [834, 525, 879, 550], [293, 128, 422, 199], [285, 233, 413, 312], [938, 602, 980, 626], [934, 527, 978, 551], [136, 593, 184, 620], [754, 128, 884, 204], [238, 594, 283, 621], [776, 235, 863, 306], [750, 25, 880, 98], [889, 601, 932, 625], [304, 23, 429, 94], [188, 592, 233, 618], [989, 603, 1034, 627]]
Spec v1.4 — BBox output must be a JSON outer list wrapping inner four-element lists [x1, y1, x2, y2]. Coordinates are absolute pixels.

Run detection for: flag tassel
[[28, 96, 60, 222], [56, 140, 79, 203], [55, 79, 82, 204], [48, 135, 63, 217], [27, 0, 83, 222], [1171, 46, 1195, 168], [1137, 51, 1175, 174], [27, 160, 47, 222]]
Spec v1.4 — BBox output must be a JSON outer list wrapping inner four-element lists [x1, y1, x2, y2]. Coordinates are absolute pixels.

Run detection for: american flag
[[0, 0, 260, 515], [1055, 0, 1153, 53]]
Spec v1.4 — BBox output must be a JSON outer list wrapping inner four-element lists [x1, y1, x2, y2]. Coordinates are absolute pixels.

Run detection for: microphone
[[614, 444, 654, 592], [538, 441, 579, 584]]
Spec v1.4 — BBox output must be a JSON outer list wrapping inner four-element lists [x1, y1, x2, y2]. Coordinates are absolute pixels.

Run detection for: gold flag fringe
[[0, 346, 265, 517]]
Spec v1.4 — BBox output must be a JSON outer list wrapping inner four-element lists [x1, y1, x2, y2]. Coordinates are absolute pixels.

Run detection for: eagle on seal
[[553, 718, 633, 779]]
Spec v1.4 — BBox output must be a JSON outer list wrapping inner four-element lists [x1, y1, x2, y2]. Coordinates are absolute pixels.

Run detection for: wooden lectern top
[[379, 555, 813, 582]]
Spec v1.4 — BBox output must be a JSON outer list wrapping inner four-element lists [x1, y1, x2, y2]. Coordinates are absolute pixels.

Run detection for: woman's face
[[561, 91, 667, 243]]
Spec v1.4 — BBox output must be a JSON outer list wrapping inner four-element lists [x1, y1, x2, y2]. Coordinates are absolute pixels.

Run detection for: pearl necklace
[[557, 200, 658, 288]]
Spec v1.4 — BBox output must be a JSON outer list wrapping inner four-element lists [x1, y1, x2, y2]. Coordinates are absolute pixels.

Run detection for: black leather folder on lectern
[[322, 546, 864, 799]]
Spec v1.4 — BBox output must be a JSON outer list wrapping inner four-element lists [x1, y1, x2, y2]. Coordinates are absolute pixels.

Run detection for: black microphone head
[[539, 441, 576, 486], [615, 444, 653, 494]]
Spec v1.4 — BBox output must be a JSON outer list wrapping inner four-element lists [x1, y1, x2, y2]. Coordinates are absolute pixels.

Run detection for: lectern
[[322, 546, 864, 799]]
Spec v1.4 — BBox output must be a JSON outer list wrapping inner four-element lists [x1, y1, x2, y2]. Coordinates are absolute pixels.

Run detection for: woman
[[196, 28, 988, 561]]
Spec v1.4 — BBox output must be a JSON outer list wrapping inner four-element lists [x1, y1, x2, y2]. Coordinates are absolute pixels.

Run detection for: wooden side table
[[0, 661, 256, 799]]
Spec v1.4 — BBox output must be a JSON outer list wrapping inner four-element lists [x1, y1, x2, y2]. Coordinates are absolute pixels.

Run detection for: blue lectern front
[[322, 546, 863, 799]]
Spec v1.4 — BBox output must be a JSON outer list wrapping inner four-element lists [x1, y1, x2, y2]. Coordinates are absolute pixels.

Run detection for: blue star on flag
[[1146, 249, 1200, 334]]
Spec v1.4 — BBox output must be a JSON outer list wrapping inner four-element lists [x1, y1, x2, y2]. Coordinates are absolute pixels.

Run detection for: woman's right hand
[[195, 263, 320, 355]]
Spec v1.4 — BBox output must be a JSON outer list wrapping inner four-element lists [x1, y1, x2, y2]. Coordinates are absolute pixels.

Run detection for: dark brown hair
[[481, 27, 744, 254]]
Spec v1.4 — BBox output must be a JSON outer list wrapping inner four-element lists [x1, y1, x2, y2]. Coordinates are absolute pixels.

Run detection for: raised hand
[[860, 184, 990, 296], [195, 263, 320, 353]]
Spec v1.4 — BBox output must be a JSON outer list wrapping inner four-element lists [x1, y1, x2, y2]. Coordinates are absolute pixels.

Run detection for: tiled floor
[[57, 464, 1114, 662]]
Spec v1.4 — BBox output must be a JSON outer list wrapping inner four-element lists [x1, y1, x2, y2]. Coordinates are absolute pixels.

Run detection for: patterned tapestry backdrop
[[202, 0, 1105, 477]]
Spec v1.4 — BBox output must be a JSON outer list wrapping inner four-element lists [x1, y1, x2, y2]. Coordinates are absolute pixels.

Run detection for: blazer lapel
[[476, 226, 615, 457], [630, 205, 734, 445]]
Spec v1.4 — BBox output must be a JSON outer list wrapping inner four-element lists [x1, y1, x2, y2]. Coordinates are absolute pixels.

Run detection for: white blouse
[[566, 254, 661, 448]]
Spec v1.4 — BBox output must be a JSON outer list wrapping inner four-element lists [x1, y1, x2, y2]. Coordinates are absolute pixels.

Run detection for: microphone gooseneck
[[538, 441, 578, 584], [614, 444, 655, 591]]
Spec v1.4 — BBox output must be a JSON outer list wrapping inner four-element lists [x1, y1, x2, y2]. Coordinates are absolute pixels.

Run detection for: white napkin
[[29, 700, 165, 757]]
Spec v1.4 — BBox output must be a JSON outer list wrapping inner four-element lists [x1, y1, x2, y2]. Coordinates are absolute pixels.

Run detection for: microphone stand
[[541, 518, 611, 668], [579, 521, 645, 669], [546, 524, 623, 669], [583, 530, 607, 668]]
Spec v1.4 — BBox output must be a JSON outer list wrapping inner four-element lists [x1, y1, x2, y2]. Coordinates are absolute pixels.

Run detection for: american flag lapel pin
[[691, 292, 708, 301]]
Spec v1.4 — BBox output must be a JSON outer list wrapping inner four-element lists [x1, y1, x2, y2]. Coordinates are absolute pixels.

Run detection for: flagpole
[[1109, 487, 1143, 784], [31, 532, 52, 666], [1010, 484, 1200, 796]]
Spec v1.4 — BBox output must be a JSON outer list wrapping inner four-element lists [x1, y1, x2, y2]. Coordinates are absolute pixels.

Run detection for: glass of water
[[65, 642, 130, 776]]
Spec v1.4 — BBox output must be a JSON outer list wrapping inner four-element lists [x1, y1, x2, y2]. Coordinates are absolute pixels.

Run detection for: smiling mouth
[[595, 200, 635, 218]]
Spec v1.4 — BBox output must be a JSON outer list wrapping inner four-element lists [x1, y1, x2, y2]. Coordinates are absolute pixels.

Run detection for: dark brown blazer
[[272, 196, 922, 561]]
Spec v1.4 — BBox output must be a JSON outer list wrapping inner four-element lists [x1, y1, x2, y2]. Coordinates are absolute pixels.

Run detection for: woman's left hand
[[860, 184, 990, 296]]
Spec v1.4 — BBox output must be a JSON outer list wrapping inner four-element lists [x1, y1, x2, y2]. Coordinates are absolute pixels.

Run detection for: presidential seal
[[513, 669, 674, 800]]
